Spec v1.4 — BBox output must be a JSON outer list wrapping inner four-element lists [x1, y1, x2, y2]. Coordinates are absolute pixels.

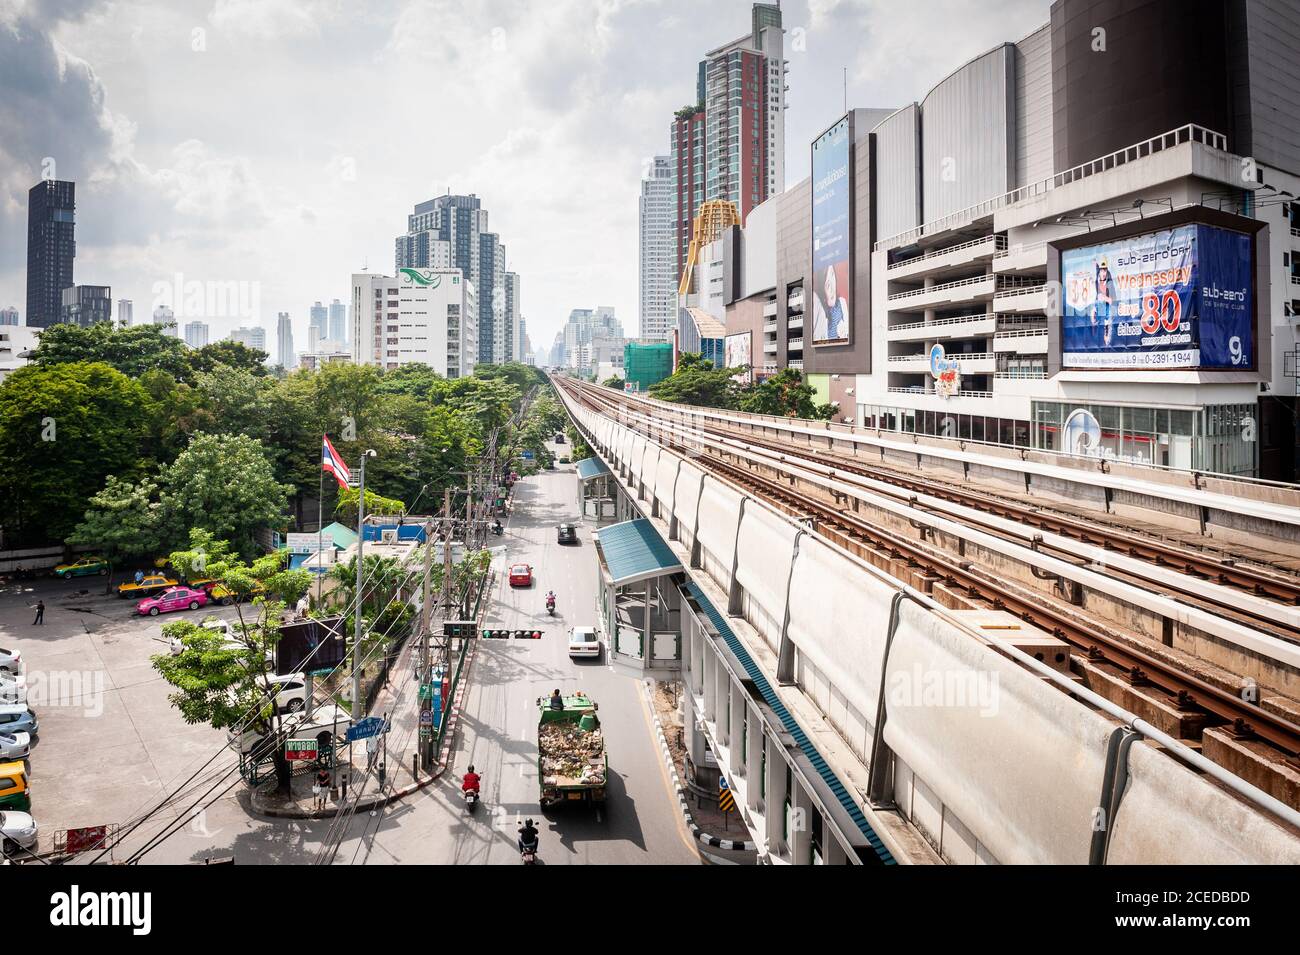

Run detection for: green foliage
[[0, 362, 153, 544], [167, 528, 238, 581], [738, 368, 835, 420], [31, 322, 192, 380], [600, 376, 624, 388], [648, 352, 741, 409], [67, 476, 163, 587], [187, 340, 270, 377], [334, 486, 406, 525]]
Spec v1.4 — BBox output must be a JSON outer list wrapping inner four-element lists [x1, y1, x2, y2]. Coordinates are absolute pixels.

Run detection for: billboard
[[275, 615, 347, 675], [725, 332, 752, 385], [1061, 224, 1252, 370], [811, 115, 852, 345]]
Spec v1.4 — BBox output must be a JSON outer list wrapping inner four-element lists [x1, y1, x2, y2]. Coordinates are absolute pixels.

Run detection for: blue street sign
[[521, 450, 534, 460], [719, 777, 729, 791], [347, 716, 389, 741]]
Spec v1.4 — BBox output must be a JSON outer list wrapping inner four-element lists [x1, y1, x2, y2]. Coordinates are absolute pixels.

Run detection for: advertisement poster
[[725, 332, 752, 384], [1061, 224, 1252, 370], [811, 115, 852, 345]]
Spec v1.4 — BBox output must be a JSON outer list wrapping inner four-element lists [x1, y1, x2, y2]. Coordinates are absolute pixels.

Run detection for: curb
[[642, 679, 756, 852], [251, 633, 481, 820]]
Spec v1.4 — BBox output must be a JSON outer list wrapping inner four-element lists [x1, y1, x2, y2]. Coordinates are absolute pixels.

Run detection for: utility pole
[[418, 516, 434, 769], [352, 449, 376, 720]]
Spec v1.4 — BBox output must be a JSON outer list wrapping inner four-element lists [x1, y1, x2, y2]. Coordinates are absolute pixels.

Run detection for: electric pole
[[351, 449, 376, 720], [418, 517, 434, 770]]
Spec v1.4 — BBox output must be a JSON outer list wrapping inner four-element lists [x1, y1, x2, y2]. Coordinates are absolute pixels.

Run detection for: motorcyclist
[[545, 590, 556, 611], [548, 688, 564, 710], [461, 764, 481, 795], [492, 519, 503, 535], [518, 818, 540, 854]]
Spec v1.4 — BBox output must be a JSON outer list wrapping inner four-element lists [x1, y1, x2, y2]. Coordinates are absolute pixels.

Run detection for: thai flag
[[322, 436, 352, 489]]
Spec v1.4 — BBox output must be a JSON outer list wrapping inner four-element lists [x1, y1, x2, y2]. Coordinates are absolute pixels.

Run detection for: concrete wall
[[871, 105, 922, 242]]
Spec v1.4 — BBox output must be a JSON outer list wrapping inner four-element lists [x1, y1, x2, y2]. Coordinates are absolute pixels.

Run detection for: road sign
[[718, 778, 735, 813], [346, 716, 388, 741], [521, 450, 534, 460], [419, 708, 433, 726], [285, 738, 318, 761]]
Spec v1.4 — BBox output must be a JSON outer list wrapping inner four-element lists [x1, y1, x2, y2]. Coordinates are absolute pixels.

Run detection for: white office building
[[228, 325, 267, 354], [639, 155, 677, 341], [183, 321, 209, 348], [351, 268, 478, 378], [276, 311, 294, 367]]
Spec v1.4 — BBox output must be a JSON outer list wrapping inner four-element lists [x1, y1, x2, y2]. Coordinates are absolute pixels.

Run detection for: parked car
[[0, 671, 24, 703], [137, 586, 208, 616], [227, 703, 350, 757], [0, 761, 29, 812], [209, 580, 266, 606], [508, 563, 533, 587], [117, 573, 178, 599], [52, 556, 108, 578], [0, 705, 37, 737], [0, 648, 21, 676], [0, 732, 30, 760], [0, 809, 36, 854], [556, 523, 578, 545], [567, 626, 601, 659]]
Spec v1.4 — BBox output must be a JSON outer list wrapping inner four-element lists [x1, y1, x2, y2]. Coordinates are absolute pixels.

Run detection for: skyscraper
[[183, 321, 209, 348], [670, 108, 706, 280], [152, 305, 176, 336], [25, 179, 76, 328], [0, 307, 18, 326], [504, 271, 521, 362], [117, 299, 133, 326], [639, 155, 677, 341], [277, 311, 294, 368], [60, 286, 111, 326], [228, 326, 267, 354], [309, 301, 328, 342], [478, 233, 505, 365], [328, 299, 347, 346]]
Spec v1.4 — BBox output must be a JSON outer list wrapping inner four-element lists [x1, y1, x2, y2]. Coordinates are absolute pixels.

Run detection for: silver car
[[0, 732, 30, 760], [0, 811, 37, 853], [0, 647, 21, 676]]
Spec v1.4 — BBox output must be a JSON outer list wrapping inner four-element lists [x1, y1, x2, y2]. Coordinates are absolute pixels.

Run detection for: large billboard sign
[[1061, 224, 1252, 370], [811, 115, 852, 345], [725, 332, 752, 385]]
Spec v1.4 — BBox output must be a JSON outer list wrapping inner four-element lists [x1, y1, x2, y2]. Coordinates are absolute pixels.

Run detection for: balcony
[[886, 234, 1005, 280], [887, 351, 995, 374], [993, 281, 1050, 314], [787, 337, 804, 351], [762, 300, 778, 318], [887, 385, 995, 399], [887, 312, 995, 342], [994, 328, 1048, 353], [993, 241, 1048, 274], [887, 273, 997, 311], [787, 315, 803, 332]]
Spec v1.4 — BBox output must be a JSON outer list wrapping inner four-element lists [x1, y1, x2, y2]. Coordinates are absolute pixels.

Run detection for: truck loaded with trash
[[537, 691, 607, 807]]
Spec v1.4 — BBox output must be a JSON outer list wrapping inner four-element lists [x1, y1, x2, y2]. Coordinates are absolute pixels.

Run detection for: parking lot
[[0, 572, 240, 854]]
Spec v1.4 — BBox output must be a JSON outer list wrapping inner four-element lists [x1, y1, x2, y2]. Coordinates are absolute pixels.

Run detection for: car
[[208, 580, 266, 605], [0, 810, 37, 854], [0, 705, 37, 737], [52, 556, 108, 578], [0, 648, 21, 677], [555, 432, 565, 444], [0, 732, 30, 760], [227, 703, 350, 757], [508, 563, 533, 587], [136, 586, 208, 616], [0, 671, 26, 704], [556, 523, 578, 545], [117, 573, 178, 599], [265, 673, 307, 712], [567, 626, 601, 658]]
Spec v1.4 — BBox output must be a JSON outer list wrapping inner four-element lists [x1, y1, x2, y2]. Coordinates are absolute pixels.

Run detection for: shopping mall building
[[723, 0, 1300, 480]]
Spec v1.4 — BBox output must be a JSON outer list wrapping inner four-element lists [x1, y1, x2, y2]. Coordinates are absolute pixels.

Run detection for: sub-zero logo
[[49, 885, 152, 936]]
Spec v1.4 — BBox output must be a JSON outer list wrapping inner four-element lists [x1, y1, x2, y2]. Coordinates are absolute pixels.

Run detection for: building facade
[[328, 299, 347, 346], [228, 325, 267, 354], [639, 155, 677, 341], [276, 311, 294, 367], [116, 299, 133, 326], [60, 285, 111, 326], [350, 268, 478, 378], [184, 320, 210, 349], [25, 179, 76, 328], [152, 305, 177, 336], [0, 307, 18, 326]]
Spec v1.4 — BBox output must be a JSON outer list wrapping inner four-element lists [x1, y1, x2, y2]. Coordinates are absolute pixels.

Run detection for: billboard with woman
[[811, 115, 852, 344]]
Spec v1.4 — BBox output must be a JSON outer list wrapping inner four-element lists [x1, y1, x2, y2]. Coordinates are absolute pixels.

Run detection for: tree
[[376, 363, 443, 400], [158, 433, 292, 555], [187, 340, 270, 377], [67, 477, 163, 591], [334, 486, 406, 526], [167, 528, 239, 582], [739, 368, 835, 420], [648, 352, 741, 409], [601, 376, 624, 389], [30, 322, 191, 380], [0, 362, 153, 545]]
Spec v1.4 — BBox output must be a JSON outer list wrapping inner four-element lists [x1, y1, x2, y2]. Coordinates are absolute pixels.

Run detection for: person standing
[[32, 600, 44, 625]]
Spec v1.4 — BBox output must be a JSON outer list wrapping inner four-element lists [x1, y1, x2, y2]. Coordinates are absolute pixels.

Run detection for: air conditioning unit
[[380, 529, 398, 544]]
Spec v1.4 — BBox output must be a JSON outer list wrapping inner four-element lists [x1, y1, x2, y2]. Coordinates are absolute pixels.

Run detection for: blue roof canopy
[[576, 456, 612, 481], [597, 518, 683, 586]]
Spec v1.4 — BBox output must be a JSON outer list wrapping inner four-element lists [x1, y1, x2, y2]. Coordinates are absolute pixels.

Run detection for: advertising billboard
[[725, 332, 752, 385], [1061, 224, 1252, 370], [811, 115, 852, 345]]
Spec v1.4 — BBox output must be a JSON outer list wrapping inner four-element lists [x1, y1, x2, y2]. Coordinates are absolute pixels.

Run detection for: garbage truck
[[537, 692, 607, 807]]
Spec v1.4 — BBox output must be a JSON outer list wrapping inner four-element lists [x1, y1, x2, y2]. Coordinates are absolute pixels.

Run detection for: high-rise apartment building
[[60, 285, 111, 326], [228, 325, 267, 354], [25, 179, 76, 328], [276, 311, 294, 367], [478, 234, 506, 365], [670, 108, 707, 280], [351, 268, 478, 378], [152, 305, 177, 336], [117, 299, 133, 326], [309, 301, 328, 343], [328, 299, 347, 346], [183, 321, 209, 348], [639, 155, 677, 341], [504, 271, 521, 362], [0, 307, 18, 326]]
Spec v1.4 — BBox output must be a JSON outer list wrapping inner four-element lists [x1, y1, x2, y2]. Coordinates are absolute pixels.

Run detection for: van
[[0, 762, 30, 812], [0, 705, 36, 737]]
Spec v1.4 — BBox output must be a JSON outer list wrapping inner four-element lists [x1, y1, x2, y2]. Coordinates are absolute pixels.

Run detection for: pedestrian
[[32, 600, 44, 625], [134, 569, 144, 585], [314, 766, 330, 810]]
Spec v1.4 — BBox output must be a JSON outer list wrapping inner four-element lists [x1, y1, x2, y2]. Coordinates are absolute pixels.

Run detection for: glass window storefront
[[860, 403, 1032, 447], [1031, 401, 1257, 476]]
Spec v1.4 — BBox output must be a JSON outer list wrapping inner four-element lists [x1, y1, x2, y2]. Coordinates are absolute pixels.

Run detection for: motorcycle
[[545, 596, 556, 616], [463, 786, 480, 812], [492, 522, 504, 537], [519, 837, 538, 865]]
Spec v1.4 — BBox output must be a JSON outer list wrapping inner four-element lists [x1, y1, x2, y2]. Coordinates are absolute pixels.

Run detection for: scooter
[[492, 522, 504, 537], [545, 597, 556, 617], [519, 838, 538, 864], [463, 786, 480, 812]]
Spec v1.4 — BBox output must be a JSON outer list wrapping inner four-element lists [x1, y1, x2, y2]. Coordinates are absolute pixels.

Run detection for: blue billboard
[[811, 115, 852, 344], [1061, 224, 1252, 370]]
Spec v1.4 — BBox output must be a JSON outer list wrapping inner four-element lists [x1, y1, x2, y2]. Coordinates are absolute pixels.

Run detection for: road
[[325, 453, 703, 864]]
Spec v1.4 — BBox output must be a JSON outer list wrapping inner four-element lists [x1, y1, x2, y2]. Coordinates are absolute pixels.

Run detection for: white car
[[227, 703, 350, 756], [0, 671, 25, 703], [567, 626, 601, 659], [0, 647, 21, 676], [0, 732, 30, 760], [0, 810, 37, 854], [265, 673, 307, 713]]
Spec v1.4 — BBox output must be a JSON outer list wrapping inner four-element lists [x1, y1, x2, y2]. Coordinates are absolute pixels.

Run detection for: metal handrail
[[887, 273, 996, 301], [875, 124, 1229, 251], [887, 234, 1006, 271]]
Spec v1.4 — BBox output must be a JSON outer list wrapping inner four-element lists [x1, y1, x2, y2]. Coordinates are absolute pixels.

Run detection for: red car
[[137, 586, 208, 616], [508, 563, 533, 587]]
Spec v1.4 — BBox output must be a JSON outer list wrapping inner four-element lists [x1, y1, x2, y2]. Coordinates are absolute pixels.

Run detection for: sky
[[0, 0, 1052, 355]]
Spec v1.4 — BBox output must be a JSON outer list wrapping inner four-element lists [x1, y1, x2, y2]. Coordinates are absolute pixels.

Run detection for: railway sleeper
[[1076, 657, 1213, 742]]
